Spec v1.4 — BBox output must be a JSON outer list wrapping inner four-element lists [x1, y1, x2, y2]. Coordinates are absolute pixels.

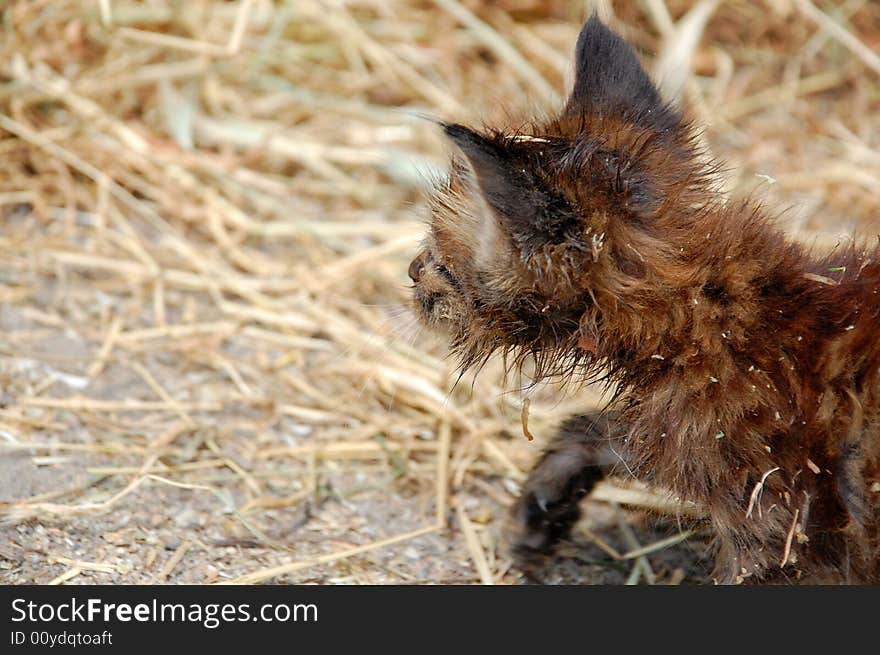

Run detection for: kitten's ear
[[443, 124, 576, 256], [566, 16, 679, 133]]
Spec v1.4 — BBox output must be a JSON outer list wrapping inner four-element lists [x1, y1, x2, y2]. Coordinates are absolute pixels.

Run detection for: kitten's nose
[[408, 256, 425, 283]]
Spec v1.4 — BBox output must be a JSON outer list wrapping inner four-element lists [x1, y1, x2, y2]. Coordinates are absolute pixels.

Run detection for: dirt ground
[[1, 1, 878, 585]]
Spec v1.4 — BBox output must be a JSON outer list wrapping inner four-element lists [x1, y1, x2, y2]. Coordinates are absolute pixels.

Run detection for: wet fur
[[410, 16, 880, 583]]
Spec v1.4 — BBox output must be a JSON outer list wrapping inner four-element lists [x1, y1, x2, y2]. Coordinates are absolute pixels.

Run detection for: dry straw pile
[[0, 0, 878, 584]]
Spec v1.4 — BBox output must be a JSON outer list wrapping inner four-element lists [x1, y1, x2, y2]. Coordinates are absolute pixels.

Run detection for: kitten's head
[[410, 17, 707, 379]]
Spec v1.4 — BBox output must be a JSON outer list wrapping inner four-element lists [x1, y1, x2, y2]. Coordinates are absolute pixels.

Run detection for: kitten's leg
[[835, 438, 877, 580], [508, 411, 622, 564], [837, 442, 869, 529]]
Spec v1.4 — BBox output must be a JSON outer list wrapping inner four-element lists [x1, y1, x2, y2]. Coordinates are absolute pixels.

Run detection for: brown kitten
[[410, 16, 880, 583]]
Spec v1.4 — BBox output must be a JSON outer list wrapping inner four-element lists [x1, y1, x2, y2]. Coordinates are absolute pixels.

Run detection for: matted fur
[[410, 16, 879, 583]]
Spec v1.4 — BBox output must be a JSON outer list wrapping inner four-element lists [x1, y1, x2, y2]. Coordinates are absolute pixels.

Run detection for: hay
[[0, 0, 878, 585]]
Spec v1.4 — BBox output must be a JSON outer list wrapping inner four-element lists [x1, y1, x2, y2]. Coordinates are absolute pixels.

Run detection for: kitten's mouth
[[414, 289, 448, 325], [415, 289, 435, 311]]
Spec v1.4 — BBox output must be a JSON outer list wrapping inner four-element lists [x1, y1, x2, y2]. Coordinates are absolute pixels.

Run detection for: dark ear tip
[[442, 123, 478, 145], [577, 13, 618, 47], [584, 12, 604, 28], [442, 124, 499, 161]]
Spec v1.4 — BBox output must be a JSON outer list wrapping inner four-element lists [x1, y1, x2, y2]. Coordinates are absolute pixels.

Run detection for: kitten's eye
[[435, 263, 456, 284]]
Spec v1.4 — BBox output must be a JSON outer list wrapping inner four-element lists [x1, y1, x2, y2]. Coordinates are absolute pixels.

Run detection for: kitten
[[409, 16, 880, 583]]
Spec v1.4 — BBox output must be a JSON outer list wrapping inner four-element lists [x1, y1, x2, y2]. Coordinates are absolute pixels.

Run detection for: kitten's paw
[[507, 449, 600, 565]]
